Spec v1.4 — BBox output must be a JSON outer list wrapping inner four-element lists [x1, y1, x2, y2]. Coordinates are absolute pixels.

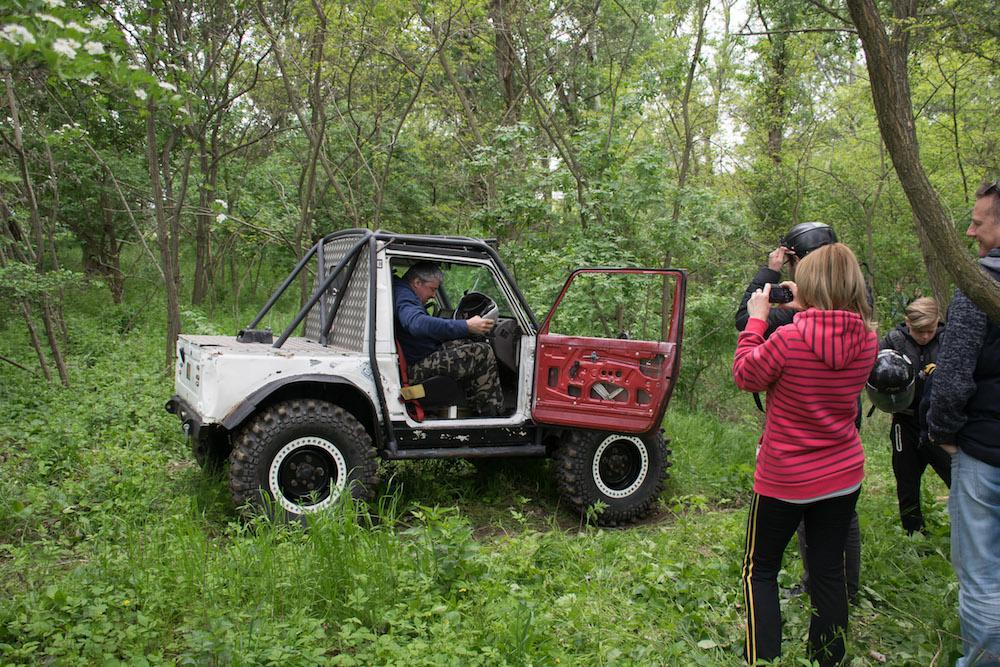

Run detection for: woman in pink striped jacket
[[733, 243, 878, 667]]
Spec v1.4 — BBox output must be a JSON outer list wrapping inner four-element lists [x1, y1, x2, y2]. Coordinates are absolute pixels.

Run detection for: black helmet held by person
[[866, 349, 916, 413], [782, 222, 837, 259]]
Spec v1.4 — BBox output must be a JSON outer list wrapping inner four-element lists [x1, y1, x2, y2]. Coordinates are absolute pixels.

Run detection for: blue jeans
[[950, 449, 1000, 666]]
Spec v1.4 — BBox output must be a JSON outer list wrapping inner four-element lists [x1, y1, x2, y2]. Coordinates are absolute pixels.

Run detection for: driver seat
[[395, 341, 468, 421]]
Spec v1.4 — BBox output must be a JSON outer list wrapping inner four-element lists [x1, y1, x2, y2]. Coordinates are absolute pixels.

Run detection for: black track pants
[[890, 415, 951, 533], [797, 511, 861, 600], [742, 489, 860, 667]]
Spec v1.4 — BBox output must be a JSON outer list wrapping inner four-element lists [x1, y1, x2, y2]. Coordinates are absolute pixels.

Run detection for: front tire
[[554, 429, 670, 526], [229, 399, 378, 521]]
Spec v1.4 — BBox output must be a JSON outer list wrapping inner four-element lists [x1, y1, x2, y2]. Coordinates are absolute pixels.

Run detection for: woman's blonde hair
[[904, 297, 940, 331], [794, 243, 874, 328]]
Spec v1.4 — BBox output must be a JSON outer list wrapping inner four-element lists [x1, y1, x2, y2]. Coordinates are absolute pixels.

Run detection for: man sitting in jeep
[[393, 261, 504, 417]]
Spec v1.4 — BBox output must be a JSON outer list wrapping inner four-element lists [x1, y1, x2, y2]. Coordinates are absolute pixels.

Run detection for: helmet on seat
[[782, 222, 837, 259], [866, 349, 915, 413]]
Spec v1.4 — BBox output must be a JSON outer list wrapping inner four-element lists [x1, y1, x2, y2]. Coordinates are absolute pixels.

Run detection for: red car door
[[532, 268, 686, 434]]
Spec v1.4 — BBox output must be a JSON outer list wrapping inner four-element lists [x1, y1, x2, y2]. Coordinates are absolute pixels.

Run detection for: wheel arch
[[221, 375, 381, 447]]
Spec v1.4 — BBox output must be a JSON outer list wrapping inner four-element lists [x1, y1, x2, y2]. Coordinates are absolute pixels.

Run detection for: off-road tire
[[554, 429, 671, 526], [229, 399, 379, 521]]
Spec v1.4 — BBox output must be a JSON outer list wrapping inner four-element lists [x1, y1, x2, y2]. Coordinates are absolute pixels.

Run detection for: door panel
[[532, 269, 686, 433]]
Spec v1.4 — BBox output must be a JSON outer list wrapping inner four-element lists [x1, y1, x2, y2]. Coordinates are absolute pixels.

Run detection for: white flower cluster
[[1, 24, 36, 45], [37, 13, 65, 28], [44, 0, 66, 7], [52, 37, 80, 59], [158, 81, 177, 92], [83, 41, 103, 55], [134, 88, 147, 101], [89, 17, 109, 31], [214, 199, 228, 210]]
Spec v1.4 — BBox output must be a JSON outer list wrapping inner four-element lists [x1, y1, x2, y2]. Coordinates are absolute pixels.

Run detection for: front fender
[[220, 374, 379, 431]]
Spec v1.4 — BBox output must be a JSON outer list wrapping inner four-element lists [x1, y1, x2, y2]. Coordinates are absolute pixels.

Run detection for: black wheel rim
[[277, 445, 338, 504], [598, 439, 642, 491]]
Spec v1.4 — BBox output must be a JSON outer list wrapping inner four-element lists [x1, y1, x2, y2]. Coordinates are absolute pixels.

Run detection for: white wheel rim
[[592, 434, 649, 499], [268, 436, 348, 514]]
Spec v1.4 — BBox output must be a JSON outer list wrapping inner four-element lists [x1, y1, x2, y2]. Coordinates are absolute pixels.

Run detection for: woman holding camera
[[733, 243, 878, 666]]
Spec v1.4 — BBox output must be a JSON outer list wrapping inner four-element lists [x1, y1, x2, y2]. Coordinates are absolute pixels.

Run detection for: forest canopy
[[1, 0, 997, 384]]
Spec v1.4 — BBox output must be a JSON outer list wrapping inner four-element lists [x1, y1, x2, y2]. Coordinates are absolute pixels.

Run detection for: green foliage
[[0, 257, 966, 665], [1, 0, 994, 660], [0, 261, 83, 303]]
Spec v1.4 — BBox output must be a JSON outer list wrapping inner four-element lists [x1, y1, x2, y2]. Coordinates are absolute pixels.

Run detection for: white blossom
[[158, 81, 177, 92], [1, 24, 36, 45], [36, 13, 65, 28], [44, 0, 66, 7], [215, 213, 227, 224], [214, 199, 228, 210], [83, 41, 103, 55], [66, 21, 88, 34], [89, 17, 109, 31], [52, 37, 80, 59], [134, 88, 147, 101]]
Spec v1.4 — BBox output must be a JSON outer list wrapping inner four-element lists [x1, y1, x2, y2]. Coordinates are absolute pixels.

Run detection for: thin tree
[[846, 0, 1000, 320]]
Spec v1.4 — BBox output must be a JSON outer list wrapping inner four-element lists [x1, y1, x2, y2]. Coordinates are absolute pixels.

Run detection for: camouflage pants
[[410, 340, 504, 416]]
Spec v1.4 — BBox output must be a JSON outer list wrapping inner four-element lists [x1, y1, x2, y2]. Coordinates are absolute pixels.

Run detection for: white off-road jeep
[[166, 230, 687, 525]]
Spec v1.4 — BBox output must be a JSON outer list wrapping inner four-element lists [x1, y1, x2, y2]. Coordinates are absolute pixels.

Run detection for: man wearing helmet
[[735, 222, 862, 603], [875, 297, 950, 534], [927, 179, 1000, 665]]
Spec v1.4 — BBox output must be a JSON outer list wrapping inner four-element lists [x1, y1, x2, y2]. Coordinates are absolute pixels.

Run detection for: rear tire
[[229, 399, 378, 521], [554, 429, 670, 526]]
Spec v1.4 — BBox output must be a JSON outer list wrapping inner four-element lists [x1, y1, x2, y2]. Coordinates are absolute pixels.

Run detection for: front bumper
[[165, 395, 204, 440]]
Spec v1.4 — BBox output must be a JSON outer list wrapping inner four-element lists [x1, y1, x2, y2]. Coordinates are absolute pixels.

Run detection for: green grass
[[0, 282, 961, 665]]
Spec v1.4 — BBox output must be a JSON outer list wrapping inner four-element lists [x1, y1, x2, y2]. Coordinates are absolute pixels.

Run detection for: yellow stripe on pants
[[741, 493, 760, 664]]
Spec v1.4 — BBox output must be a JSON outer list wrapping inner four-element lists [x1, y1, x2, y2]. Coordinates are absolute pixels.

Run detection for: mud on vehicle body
[[166, 229, 687, 526]]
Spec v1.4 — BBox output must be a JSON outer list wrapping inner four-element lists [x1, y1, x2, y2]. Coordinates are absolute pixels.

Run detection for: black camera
[[768, 285, 794, 304]]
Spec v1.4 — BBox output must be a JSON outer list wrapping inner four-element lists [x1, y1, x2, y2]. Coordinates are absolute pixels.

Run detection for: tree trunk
[[5, 73, 69, 385], [98, 176, 124, 304], [490, 0, 519, 121], [147, 7, 182, 371], [846, 0, 1000, 321], [40, 300, 69, 385], [20, 302, 51, 381], [192, 148, 211, 305]]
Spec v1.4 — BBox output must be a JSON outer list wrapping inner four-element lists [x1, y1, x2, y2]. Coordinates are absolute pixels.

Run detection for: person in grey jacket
[[926, 179, 1000, 666]]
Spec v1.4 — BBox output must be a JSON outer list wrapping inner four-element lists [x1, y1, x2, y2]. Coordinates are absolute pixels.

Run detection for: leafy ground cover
[[0, 288, 959, 665]]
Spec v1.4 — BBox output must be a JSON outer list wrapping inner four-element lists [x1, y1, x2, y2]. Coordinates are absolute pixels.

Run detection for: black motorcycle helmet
[[866, 349, 916, 413], [782, 222, 837, 259], [452, 291, 499, 321]]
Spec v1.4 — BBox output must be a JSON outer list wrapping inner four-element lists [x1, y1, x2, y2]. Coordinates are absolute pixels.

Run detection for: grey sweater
[[927, 249, 1000, 461]]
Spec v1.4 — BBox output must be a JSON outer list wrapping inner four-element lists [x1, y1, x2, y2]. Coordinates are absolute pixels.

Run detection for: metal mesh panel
[[303, 234, 369, 351]]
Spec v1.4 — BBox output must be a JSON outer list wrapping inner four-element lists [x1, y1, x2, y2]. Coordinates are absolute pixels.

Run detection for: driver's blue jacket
[[393, 277, 469, 366]]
